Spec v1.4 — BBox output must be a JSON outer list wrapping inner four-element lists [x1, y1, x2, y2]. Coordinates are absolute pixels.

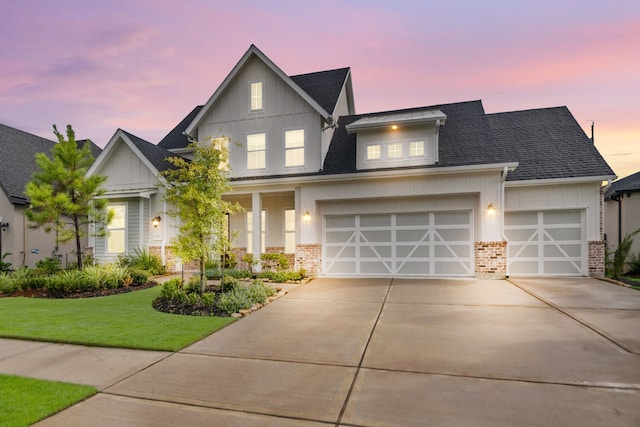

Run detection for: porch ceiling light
[[152, 215, 161, 228], [487, 203, 497, 216], [303, 211, 311, 224]]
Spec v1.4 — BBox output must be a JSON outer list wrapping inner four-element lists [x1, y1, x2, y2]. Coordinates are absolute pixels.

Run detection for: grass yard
[[0, 286, 236, 351], [0, 374, 96, 426]]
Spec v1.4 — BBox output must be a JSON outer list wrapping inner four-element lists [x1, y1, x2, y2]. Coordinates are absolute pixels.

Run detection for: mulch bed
[[152, 284, 231, 317], [0, 282, 158, 299]]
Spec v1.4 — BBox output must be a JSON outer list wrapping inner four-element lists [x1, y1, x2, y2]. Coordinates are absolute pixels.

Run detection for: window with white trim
[[107, 204, 126, 254], [388, 143, 403, 159], [247, 133, 266, 170], [367, 144, 381, 160], [250, 82, 263, 111], [409, 141, 424, 157], [247, 210, 266, 253], [284, 209, 295, 253], [285, 129, 304, 167], [213, 137, 230, 170]]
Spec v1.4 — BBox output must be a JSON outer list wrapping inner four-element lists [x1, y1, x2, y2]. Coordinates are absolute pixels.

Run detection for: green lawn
[[0, 374, 96, 427], [0, 286, 236, 351]]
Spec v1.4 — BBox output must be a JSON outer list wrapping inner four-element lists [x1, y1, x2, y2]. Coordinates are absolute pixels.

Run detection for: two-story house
[[87, 45, 615, 278]]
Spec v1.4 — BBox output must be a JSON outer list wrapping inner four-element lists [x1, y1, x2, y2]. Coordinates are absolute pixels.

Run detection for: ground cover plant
[[0, 374, 96, 426], [153, 277, 277, 316], [0, 286, 235, 351]]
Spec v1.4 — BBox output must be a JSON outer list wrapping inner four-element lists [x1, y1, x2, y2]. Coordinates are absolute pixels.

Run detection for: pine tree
[[25, 125, 108, 269], [161, 137, 243, 293]]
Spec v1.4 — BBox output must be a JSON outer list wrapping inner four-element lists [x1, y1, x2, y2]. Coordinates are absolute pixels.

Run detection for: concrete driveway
[[28, 277, 640, 426]]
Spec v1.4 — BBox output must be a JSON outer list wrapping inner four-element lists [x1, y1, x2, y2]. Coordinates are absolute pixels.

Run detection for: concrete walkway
[[1, 277, 638, 426]]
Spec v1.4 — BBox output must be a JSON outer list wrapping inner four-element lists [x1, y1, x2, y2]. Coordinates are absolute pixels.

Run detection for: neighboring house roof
[[323, 101, 615, 181], [184, 45, 345, 137], [605, 171, 640, 200], [0, 123, 56, 205], [158, 105, 203, 150], [78, 139, 103, 160]]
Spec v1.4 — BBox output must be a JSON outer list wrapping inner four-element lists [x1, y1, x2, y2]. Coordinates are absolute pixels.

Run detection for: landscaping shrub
[[79, 266, 104, 290], [128, 269, 150, 286], [118, 248, 165, 275], [627, 252, 640, 275], [221, 275, 239, 292], [159, 278, 185, 301], [216, 288, 252, 314], [260, 253, 289, 272], [101, 264, 130, 289], [35, 257, 62, 275], [246, 280, 276, 303], [0, 273, 19, 293]]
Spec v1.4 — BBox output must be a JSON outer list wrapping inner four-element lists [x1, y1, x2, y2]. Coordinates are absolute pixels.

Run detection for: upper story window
[[285, 129, 304, 167], [247, 133, 266, 170], [388, 143, 403, 159], [409, 141, 424, 157], [213, 137, 229, 170], [367, 144, 381, 160], [250, 81, 263, 111]]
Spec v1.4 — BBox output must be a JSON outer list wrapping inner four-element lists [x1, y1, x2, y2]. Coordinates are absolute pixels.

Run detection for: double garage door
[[323, 211, 473, 277], [505, 210, 586, 276]]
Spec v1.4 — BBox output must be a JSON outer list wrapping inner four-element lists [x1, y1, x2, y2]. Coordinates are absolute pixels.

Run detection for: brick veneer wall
[[475, 241, 507, 279], [149, 245, 198, 273], [296, 243, 322, 276], [588, 240, 605, 277]]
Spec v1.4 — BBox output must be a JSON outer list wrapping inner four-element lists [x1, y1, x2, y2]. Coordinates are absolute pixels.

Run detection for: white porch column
[[251, 192, 262, 259]]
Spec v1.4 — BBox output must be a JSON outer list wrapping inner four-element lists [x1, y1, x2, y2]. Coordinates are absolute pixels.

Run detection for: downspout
[[500, 167, 509, 275], [160, 199, 167, 267]]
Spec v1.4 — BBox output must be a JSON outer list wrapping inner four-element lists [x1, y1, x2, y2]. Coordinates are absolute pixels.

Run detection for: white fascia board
[[505, 175, 617, 187], [185, 45, 330, 137], [96, 189, 157, 199], [231, 162, 519, 190]]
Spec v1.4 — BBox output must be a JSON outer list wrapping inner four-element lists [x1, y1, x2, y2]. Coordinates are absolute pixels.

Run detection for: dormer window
[[346, 109, 446, 170], [250, 81, 263, 111]]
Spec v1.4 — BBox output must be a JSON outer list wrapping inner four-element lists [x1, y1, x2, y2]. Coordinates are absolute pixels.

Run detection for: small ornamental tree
[[161, 137, 243, 293], [25, 125, 108, 269]]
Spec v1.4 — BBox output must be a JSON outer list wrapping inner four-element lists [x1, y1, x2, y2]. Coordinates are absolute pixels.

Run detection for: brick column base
[[295, 243, 322, 276], [475, 241, 507, 279], [588, 240, 606, 277]]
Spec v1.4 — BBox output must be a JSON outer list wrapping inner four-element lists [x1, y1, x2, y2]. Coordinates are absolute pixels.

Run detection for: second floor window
[[247, 133, 266, 170], [388, 143, 403, 159], [250, 81, 263, 111], [367, 144, 381, 160], [285, 129, 304, 167]]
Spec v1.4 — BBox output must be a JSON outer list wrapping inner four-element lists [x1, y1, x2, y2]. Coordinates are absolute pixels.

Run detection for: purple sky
[[1, 0, 638, 179]]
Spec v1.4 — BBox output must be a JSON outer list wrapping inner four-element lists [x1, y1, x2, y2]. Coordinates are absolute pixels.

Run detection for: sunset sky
[[1, 0, 638, 179]]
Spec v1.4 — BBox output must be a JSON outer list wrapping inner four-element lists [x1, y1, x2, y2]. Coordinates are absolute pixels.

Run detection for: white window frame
[[247, 133, 266, 170], [107, 203, 126, 254], [284, 209, 296, 254], [366, 144, 381, 161], [285, 129, 305, 167], [409, 141, 424, 157], [388, 143, 403, 159], [250, 81, 263, 111]]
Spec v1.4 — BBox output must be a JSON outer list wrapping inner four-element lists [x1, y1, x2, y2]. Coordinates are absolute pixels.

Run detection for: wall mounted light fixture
[[152, 215, 161, 228], [303, 211, 311, 224], [486, 203, 497, 216]]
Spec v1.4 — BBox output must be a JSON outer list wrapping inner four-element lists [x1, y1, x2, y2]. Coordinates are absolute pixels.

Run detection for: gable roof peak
[[184, 44, 332, 137]]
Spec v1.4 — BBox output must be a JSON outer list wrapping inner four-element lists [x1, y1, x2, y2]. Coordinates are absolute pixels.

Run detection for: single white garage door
[[505, 210, 585, 276], [323, 211, 473, 277]]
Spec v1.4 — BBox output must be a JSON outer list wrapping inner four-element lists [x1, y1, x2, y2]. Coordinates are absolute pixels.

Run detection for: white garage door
[[323, 211, 473, 277], [505, 210, 585, 276]]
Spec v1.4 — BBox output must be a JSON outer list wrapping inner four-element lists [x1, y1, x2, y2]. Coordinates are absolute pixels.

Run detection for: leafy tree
[[161, 137, 243, 293], [25, 125, 108, 269]]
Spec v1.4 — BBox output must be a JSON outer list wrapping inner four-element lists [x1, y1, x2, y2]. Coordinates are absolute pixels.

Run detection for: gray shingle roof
[[605, 171, 640, 200], [323, 101, 615, 181], [119, 129, 177, 173], [290, 68, 350, 115], [158, 106, 202, 149]]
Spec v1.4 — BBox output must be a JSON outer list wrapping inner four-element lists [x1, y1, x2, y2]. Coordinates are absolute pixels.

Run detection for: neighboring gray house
[[604, 171, 640, 256], [0, 124, 101, 268], [88, 45, 615, 278]]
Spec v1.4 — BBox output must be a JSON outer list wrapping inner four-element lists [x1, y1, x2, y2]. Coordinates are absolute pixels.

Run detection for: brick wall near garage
[[149, 245, 199, 273], [296, 243, 322, 276], [475, 241, 507, 279], [588, 240, 606, 277]]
